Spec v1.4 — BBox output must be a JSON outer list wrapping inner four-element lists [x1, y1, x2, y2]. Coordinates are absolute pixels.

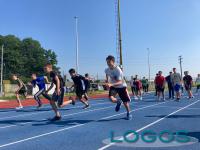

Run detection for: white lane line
[[98, 100, 200, 150], [0, 101, 111, 120], [0, 100, 157, 129], [0, 99, 168, 148], [0, 96, 156, 121], [0, 105, 114, 129], [0, 99, 164, 129], [141, 104, 200, 110], [0, 99, 108, 115], [101, 101, 167, 120]]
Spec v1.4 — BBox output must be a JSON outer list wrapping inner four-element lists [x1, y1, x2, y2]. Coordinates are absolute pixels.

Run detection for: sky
[[0, 0, 200, 79]]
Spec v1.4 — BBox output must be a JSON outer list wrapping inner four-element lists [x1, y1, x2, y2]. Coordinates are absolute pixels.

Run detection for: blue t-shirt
[[32, 76, 46, 90]]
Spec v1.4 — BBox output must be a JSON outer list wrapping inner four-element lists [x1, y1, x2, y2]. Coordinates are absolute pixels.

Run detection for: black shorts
[[76, 89, 86, 98], [185, 84, 192, 91], [156, 86, 165, 92], [52, 87, 65, 105], [197, 85, 200, 89], [18, 88, 27, 96], [109, 87, 131, 103]]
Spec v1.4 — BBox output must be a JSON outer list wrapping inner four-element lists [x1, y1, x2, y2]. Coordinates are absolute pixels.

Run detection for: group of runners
[[11, 55, 132, 121], [11, 54, 200, 121]]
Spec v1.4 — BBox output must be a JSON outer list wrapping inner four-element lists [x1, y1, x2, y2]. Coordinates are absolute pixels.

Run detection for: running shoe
[[50, 116, 62, 121], [125, 113, 132, 120], [139, 97, 143, 100], [115, 100, 122, 112], [83, 104, 90, 109], [16, 106, 23, 110], [69, 96, 76, 105], [37, 104, 42, 109]]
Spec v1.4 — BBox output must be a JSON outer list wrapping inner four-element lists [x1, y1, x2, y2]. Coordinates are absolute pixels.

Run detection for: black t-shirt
[[16, 78, 26, 90], [183, 75, 192, 85], [84, 78, 91, 90], [50, 71, 64, 88], [165, 75, 173, 85], [71, 75, 86, 91]]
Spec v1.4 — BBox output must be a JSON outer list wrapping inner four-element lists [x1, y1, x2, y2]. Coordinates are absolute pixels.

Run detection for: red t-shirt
[[155, 75, 165, 86], [136, 80, 142, 89]]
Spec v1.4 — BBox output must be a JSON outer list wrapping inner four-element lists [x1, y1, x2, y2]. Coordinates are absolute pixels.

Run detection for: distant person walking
[[165, 72, 174, 99], [141, 77, 148, 93], [171, 68, 182, 101], [155, 71, 165, 101], [154, 74, 159, 96], [195, 74, 200, 93], [183, 71, 194, 99]]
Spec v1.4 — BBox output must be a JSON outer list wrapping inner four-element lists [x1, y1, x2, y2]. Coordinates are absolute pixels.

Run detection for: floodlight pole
[[74, 16, 79, 73], [0, 45, 4, 96]]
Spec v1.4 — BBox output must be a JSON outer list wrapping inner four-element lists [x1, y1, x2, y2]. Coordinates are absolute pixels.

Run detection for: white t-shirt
[[130, 79, 135, 87], [196, 77, 200, 85], [105, 66, 127, 88], [171, 73, 182, 85]]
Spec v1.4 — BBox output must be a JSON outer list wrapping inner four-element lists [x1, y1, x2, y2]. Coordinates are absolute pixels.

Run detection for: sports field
[[0, 92, 200, 150]]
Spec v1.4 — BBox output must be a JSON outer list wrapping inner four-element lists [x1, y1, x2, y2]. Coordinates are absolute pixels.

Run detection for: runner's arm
[[44, 76, 51, 84], [55, 76, 61, 95], [46, 82, 54, 93]]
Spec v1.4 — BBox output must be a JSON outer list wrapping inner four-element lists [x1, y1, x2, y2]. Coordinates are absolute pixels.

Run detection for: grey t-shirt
[[105, 66, 127, 88], [171, 73, 182, 85]]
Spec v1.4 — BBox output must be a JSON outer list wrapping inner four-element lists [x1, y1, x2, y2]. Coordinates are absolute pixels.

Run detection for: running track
[[0, 92, 200, 150]]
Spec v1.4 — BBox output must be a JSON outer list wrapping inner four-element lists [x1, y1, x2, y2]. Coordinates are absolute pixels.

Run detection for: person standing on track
[[30, 73, 52, 109], [155, 71, 165, 101], [130, 76, 137, 100], [135, 77, 143, 100], [171, 68, 182, 101], [195, 74, 200, 93], [141, 77, 148, 93], [84, 73, 91, 95], [154, 74, 159, 96], [69, 69, 90, 109], [183, 71, 194, 99], [146, 79, 149, 93], [12, 74, 27, 109], [105, 55, 132, 120], [165, 72, 174, 99]]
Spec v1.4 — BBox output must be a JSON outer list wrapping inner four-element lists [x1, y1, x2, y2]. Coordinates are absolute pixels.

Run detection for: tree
[[0, 35, 59, 82]]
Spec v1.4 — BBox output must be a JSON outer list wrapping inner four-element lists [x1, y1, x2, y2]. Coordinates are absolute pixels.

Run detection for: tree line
[[0, 35, 59, 82]]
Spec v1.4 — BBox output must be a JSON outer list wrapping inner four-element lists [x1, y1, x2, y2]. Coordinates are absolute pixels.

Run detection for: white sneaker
[[16, 106, 23, 110], [140, 97, 143, 100], [134, 96, 138, 100]]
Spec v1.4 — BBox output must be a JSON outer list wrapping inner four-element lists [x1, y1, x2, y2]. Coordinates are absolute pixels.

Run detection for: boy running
[[69, 69, 90, 109], [31, 73, 52, 109], [171, 68, 182, 101], [44, 63, 74, 121], [12, 74, 27, 109], [183, 71, 194, 99], [105, 55, 132, 120], [155, 71, 165, 101]]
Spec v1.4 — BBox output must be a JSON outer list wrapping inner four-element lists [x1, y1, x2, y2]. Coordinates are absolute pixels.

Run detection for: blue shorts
[[174, 84, 181, 92]]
